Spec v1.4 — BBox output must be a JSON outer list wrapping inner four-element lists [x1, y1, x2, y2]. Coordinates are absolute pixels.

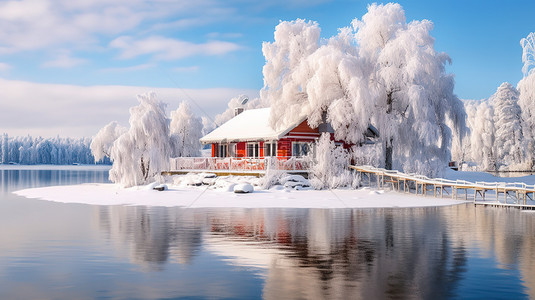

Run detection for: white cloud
[[0, 78, 259, 138], [206, 32, 243, 39], [41, 51, 87, 68], [0, 0, 237, 54], [173, 66, 199, 73], [110, 35, 241, 60], [100, 63, 156, 72], [0, 62, 11, 72]]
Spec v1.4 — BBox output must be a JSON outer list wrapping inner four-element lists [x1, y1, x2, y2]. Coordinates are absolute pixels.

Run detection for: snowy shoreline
[[14, 183, 468, 209], [13, 168, 535, 209]]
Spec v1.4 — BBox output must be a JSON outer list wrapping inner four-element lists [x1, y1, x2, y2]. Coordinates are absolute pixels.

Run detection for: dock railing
[[351, 165, 535, 207]]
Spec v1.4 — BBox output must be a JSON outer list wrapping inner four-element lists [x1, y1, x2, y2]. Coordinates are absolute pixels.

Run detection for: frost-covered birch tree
[[169, 102, 202, 157], [262, 19, 321, 130], [90, 121, 127, 162], [109, 92, 171, 187], [261, 3, 465, 177], [518, 32, 535, 169], [491, 83, 524, 169], [355, 3, 466, 175], [469, 101, 497, 171]]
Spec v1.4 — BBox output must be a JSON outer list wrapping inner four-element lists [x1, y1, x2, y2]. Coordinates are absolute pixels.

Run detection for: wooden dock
[[350, 165, 535, 210]]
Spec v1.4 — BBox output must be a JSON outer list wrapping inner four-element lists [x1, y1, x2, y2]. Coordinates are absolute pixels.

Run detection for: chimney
[[318, 110, 334, 133], [234, 107, 244, 116]]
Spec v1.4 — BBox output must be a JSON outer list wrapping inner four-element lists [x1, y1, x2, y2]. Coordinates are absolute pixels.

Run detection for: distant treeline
[[1, 134, 110, 165]]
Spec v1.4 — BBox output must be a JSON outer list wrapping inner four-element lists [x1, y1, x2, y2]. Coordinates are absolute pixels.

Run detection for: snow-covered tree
[[491, 83, 524, 169], [261, 3, 466, 177], [262, 19, 322, 131], [469, 101, 496, 171], [450, 100, 478, 166], [109, 92, 171, 187], [0, 135, 99, 165], [169, 101, 202, 157], [1, 133, 7, 164], [521, 32, 535, 78], [519, 32, 535, 169], [356, 3, 466, 175], [90, 121, 127, 162], [309, 133, 355, 189], [201, 117, 216, 136]]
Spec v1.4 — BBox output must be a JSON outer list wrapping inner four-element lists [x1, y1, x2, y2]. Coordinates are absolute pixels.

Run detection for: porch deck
[[167, 156, 310, 176]]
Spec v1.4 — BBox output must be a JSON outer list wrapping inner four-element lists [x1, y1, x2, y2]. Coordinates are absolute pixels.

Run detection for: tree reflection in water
[[5, 168, 533, 298], [96, 205, 476, 298]]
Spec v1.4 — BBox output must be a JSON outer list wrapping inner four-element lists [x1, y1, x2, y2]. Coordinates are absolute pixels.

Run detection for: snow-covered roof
[[200, 108, 306, 144]]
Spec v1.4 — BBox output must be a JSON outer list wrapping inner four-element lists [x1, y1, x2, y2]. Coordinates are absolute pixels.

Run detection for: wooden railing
[[351, 165, 535, 205], [169, 157, 310, 172]]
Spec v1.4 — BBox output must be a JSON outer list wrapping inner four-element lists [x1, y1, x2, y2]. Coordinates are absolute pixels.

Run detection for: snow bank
[[14, 183, 465, 208], [14, 172, 468, 209]]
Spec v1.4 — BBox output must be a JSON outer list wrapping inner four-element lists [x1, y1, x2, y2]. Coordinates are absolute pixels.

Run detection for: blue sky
[[0, 0, 533, 137]]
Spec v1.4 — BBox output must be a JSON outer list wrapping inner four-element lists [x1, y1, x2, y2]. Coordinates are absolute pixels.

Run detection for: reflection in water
[[96, 205, 479, 299], [204, 208, 467, 299], [94, 203, 535, 298], [2, 168, 535, 299], [0, 167, 109, 194], [96, 206, 204, 270]]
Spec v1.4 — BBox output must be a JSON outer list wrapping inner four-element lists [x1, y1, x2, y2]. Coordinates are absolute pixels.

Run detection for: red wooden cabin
[[200, 108, 327, 159]]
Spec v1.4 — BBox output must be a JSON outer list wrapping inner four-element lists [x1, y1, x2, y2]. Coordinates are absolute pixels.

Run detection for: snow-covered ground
[[14, 168, 535, 209], [14, 182, 463, 209]]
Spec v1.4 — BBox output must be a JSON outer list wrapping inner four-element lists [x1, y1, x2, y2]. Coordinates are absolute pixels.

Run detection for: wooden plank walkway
[[350, 165, 535, 209]]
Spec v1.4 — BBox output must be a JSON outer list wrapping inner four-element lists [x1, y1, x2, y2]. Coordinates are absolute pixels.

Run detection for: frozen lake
[[1, 166, 534, 299]]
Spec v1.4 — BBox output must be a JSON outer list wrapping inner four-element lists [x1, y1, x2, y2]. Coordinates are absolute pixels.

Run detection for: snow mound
[[153, 184, 168, 191], [234, 183, 254, 193], [279, 175, 311, 189]]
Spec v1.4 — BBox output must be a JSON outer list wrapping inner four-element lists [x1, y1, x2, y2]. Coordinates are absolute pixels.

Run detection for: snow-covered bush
[[109, 92, 171, 187], [351, 143, 382, 167], [90, 121, 126, 162], [259, 167, 288, 189], [169, 102, 202, 158], [309, 133, 356, 189]]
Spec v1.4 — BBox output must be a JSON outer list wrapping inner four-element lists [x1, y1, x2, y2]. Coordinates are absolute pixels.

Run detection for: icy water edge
[[0, 166, 533, 299]]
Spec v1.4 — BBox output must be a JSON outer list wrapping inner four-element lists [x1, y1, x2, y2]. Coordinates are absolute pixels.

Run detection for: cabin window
[[218, 144, 228, 158], [229, 143, 237, 157], [246, 142, 260, 158], [264, 142, 277, 157], [292, 142, 312, 157]]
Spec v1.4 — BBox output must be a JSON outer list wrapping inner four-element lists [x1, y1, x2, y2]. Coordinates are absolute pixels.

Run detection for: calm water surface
[[0, 166, 533, 299]]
